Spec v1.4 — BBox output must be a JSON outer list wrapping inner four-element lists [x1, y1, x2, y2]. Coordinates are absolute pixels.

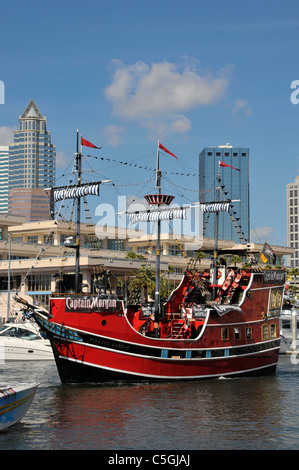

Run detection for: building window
[[168, 245, 183, 256], [137, 246, 149, 254], [84, 235, 102, 250], [107, 239, 124, 251], [0, 275, 21, 291], [12, 236, 22, 242], [43, 234, 54, 245], [28, 273, 51, 292], [28, 235, 38, 244]]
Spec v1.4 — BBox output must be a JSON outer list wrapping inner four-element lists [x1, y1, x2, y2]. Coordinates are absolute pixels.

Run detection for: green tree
[[128, 266, 172, 303], [230, 255, 242, 266], [125, 250, 147, 260], [128, 266, 155, 303]]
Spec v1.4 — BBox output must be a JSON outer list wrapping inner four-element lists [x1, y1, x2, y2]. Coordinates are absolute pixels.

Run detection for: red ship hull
[[30, 268, 284, 383]]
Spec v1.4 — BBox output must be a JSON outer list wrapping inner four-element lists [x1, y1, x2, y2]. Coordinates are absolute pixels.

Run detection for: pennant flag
[[219, 160, 240, 171], [158, 141, 178, 160], [81, 136, 102, 149], [261, 242, 276, 264]]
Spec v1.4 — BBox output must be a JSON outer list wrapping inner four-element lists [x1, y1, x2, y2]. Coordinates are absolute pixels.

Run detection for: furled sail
[[200, 202, 230, 213], [53, 183, 100, 202], [129, 208, 186, 224]]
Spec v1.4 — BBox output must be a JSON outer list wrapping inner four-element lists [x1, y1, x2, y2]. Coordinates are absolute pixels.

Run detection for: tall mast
[[143, 141, 176, 335], [75, 130, 81, 292], [154, 141, 162, 331], [212, 170, 221, 300]]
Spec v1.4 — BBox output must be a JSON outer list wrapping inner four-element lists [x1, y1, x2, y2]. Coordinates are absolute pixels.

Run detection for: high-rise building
[[9, 188, 53, 222], [0, 146, 9, 212], [0, 100, 56, 220], [199, 144, 250, 243], [286, 175, 299, 267], [8, 99, 56, 191]]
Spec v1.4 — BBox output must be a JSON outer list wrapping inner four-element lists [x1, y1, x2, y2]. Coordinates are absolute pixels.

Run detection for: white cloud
[[0, 126, 15, 145], [103, 124, 125, 147], [232, 99, 252, 115], [105, 59, 230, 140]]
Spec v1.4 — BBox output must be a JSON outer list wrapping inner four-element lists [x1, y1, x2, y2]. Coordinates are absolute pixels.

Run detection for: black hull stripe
[[56, 355, 278, 382]]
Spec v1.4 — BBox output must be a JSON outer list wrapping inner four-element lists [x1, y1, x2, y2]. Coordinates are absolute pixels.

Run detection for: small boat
[[0, 320, 54, 361], [0, 382, 38, 431], [279, 304, 299, 353], [14, 136, 285, 383]]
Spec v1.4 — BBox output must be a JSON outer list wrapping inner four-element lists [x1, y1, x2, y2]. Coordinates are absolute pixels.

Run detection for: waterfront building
[[0, 215, 292, 322], [199, 144, 250, 243], [287, 175, 299, 267]]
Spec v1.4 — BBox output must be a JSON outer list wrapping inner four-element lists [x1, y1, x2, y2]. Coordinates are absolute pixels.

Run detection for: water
[[0, 356, 299, 450]]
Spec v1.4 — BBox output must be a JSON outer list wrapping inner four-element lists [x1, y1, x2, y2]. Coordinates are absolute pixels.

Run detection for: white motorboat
[[0, 320, 53, 361], [279, 306, 299, 353], [0, 382, 39, 431]]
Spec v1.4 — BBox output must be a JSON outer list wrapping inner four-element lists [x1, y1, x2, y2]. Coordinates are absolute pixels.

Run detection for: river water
[[0, 355, 299, 451]]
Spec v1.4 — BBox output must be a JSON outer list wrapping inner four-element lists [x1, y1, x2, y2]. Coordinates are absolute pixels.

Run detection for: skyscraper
[[0, 100, 56, 220], [286, 175, 299, 267], [8, 99, 56, 190], [199, 144, 250, 243]]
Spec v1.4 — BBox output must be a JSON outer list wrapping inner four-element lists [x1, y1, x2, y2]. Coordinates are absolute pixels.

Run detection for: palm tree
[[194, 251, 205, 264], [128, 266, 172, 303], [125, 250, 147, 260], [230, 255, 242, 267], [188, 250, 206, 271], [128, 266, 155, 303]]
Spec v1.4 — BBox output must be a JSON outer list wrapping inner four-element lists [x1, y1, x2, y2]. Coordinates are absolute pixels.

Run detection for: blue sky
[[0, 0, 299, 247]]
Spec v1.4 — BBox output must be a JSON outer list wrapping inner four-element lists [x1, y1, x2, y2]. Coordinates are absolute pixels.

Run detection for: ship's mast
[[144, 141, 175, 336], [212, 170, 221, 299], [75, 130, 81, 292], [154, 143, 162, 332]]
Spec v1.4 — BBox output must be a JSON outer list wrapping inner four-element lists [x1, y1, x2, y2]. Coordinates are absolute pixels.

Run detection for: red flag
[[158, 141, 178, 160], [219, 160, 240, 171], [81, 136, 102, 149]]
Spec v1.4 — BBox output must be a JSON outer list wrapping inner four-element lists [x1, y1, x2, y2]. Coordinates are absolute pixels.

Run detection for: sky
[[0, 0, 299, 247]]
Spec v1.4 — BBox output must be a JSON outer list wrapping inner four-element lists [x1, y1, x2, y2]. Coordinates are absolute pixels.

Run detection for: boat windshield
[[0, 325, 41, 340]]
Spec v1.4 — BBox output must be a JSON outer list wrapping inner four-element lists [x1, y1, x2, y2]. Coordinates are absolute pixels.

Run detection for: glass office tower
[[8, 99, 56, 191], [199, 144, 250, 243]]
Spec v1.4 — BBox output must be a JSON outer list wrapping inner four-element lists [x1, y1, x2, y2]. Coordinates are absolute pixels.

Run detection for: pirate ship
[[15, 135, 285, 383]]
